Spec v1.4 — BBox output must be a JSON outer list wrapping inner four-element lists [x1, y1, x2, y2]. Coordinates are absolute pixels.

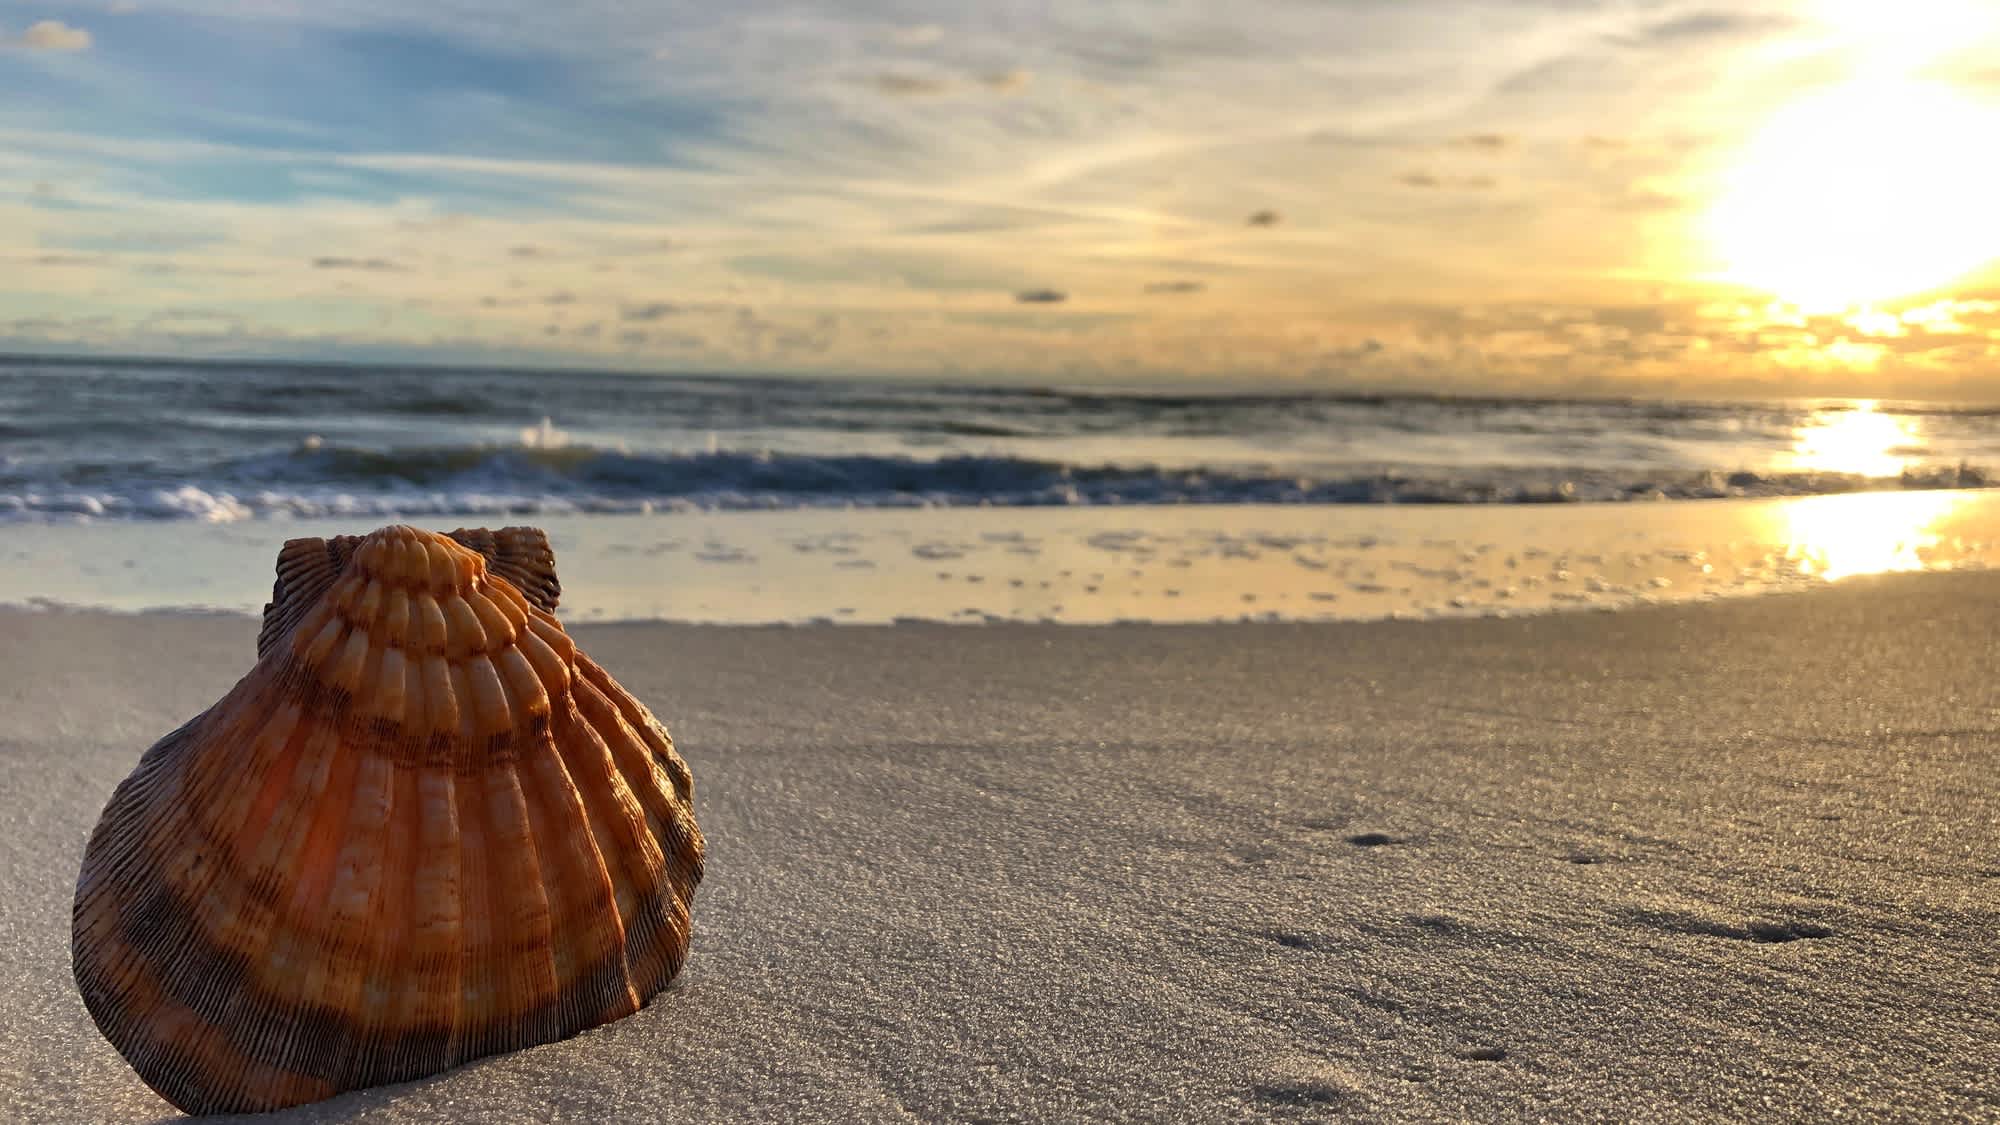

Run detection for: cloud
[[544, 291, 577, 305], [1325, 338, 1385, 363], [1015, 289, 1067, 304], [1616, 181, 1683, 212], [4, 315, 113, 335], [868, 73, 953, 97], [1397, 172, 1496, 190], [1615, 11, 1795, 48], [868, 67, 1031, 98], [890, 24, 943, 47], [311, 256, 400, 271], [1143, 280, 1206, 295], [140, 307, 249, 338], [722, 308, 840, 358], [12, 20, 92, 51], [622, 301, 679, 321], [508, 245, 544, 258], [1451, 133, 1514, 152]]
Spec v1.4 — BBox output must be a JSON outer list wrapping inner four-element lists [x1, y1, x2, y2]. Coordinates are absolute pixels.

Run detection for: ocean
[[4, 355, 1997, 523], [6, 355, 1998, 624]]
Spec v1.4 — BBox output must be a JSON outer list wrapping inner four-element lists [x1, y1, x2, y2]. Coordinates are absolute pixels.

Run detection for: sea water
[[3, 355, 1996, 622]]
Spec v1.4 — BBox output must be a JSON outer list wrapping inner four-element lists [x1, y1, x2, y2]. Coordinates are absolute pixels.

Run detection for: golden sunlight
[[1787, 401, 1918, 477], [1778, 490, 1963, 580], [1704, 78, 2000, 311], [1814, 0, 1995, 70]]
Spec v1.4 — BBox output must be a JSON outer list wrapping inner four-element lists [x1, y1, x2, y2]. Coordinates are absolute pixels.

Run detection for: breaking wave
[[1, 440, 1993, 522]]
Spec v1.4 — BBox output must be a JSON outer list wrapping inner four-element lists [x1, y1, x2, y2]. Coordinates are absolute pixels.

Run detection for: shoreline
[[3, 571, 1995, 1121], [3, 490, 1996, 626], [1, 550, 1992, 631]]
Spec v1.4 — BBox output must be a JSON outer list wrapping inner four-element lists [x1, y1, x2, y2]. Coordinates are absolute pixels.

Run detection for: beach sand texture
[[3, 575, 1996, 1122]]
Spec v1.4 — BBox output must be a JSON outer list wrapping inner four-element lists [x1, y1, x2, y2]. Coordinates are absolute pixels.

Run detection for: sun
[[1703, 78, 2000, 312]]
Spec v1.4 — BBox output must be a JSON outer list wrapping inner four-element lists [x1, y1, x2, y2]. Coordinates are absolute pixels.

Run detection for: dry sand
[[2, 574, 1996, 1122]]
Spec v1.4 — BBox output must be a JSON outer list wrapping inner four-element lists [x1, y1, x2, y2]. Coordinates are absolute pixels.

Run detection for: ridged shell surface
[[72, 524, 705, 1115]]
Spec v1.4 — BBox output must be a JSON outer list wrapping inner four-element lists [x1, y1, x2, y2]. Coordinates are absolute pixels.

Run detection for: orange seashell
[[72, 525, 705, 1115]]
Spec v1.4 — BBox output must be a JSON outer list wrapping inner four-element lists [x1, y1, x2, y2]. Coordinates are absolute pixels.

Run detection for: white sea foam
[[2, 446, 1993, 524]]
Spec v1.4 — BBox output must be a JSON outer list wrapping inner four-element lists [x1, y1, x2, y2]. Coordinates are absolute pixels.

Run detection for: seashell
[[72, 525, 705, 1115]]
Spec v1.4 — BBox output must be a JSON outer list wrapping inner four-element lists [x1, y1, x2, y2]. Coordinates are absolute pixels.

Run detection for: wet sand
[[2, 573, 1996, 1122], [6, 490, 1998, 626]]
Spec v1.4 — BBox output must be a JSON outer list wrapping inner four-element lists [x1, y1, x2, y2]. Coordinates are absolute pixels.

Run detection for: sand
[[2, 574, 1996, 1123]]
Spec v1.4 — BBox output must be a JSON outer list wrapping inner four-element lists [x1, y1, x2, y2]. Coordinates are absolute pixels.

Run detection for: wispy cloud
[[867, 73, 953, 97], [889, 24, 943, 48], [1614, 11, 1797, 49], [1397, 172, 1498, 190], [311, 256, 400, 271], [9, 20, 93, 51], [982, 69, 1031, 93]]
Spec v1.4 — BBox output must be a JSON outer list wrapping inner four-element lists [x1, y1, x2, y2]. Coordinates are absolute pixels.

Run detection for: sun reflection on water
[[1779, 490, 1963, 580], [1788, 401, 1920, 478]]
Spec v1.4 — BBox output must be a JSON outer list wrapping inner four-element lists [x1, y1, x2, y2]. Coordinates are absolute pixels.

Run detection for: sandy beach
[[3, 572, 1994, 1123]]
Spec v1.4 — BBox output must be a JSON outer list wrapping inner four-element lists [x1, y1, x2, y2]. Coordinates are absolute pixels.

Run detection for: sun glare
[[1704, 79, 2000, 311], [1779, 490, 1963, 580], [1814, 0, 1996, 70], [1787, 401, 1920, 477]]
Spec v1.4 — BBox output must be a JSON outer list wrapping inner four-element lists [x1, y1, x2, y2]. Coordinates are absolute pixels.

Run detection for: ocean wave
[[0, 441, 1993, 522]]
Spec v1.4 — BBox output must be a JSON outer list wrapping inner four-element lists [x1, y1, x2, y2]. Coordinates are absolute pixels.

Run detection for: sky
[[4, 0, 2000, 395]]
